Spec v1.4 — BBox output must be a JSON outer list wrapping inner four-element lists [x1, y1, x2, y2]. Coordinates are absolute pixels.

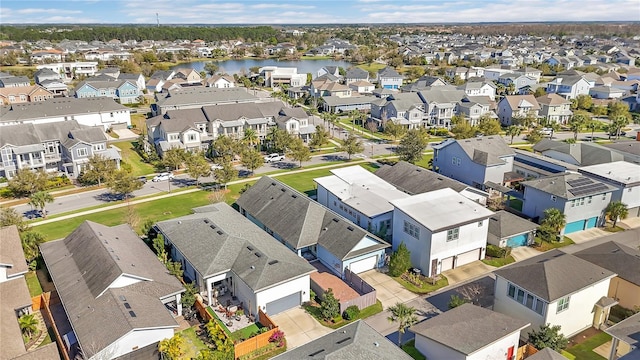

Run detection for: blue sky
[[0, 0, 636, 24]]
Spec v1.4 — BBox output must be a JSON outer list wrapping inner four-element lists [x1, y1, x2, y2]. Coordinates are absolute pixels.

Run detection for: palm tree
[[243, 127, 259, 149], [158, 334, 186, 360], [605, 201, 628, 228], [541, 208, 567, 242], [505, 125, 522, 144], [387, 302, 418, 345], [585, 119, 600, 141], [28, 191, 54, 218], [569, 112, 588, 140], [19, 314, 39, 338]]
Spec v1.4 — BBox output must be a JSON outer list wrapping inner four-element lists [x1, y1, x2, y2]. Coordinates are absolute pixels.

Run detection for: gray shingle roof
[[521, 173, 615, 200], [605, 311, 640, 347], [0, 120, 92, 150], [494, 250, 616, 302], [488, 210, 538, 239], [378, 66, 401, 78], [273, 320, 413, 360], [156, 87, 257, 108], [0, 225, 28, 277], [345, 67, 368, 80], [574, 241, 640, 286], [0, 277, 32, 359], [526, 348, 568, 360], [202, 101, 284, 121], [533, 139, 625, 166], [236, 177, 389, 259], [0, 97, 127, 123], [155, 202, 315, 291], [375, 161, 468, 194], [69, 127, 108, 143], [40, 221, 183, 359], [436, 136, 514, 166], [410, 303, 530, 356]]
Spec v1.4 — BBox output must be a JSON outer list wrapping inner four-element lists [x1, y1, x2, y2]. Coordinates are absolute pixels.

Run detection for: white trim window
[[556, 296, 570, 313], [403, 220, 420, 239], [446, 228, 459, 242], [77, 148, 87, 157], [507, 282, 546, 315]]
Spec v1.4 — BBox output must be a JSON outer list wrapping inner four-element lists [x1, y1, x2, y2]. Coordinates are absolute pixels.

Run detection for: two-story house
[[0, 85, 54, 105], [370, 92, 425, 128], [536, 93, 573, 124], [152, 87, 260, 116], [348, 80, 375, 94], [377, 67, 403, 90], [578, 161, 640, 218], [521, 173, 616, 234], [497, 73, 538, 94], [173, 68, 203, 85], [497, 95, 541, 126], [259, 66, 307, 88], [0, 76, 30, 88], [432, 136, 516, 190], [546, 75, 592, 99], [455, 99, 496, 126], [74, 80, 141, 104], [344, 67, 369, 85], [420, 87, 468, 128], [533, 139, 626, 167], [205, 74, 235, 88], [401, 75, 448, 92], [36, 62, 99, 82], [61, 127, 121, 176], [315, 165, 410, 240], [275, 107, 315, 142], [34, 68, 68, 97], [391, 188, 494, 277], [457, 81, 496, 100]]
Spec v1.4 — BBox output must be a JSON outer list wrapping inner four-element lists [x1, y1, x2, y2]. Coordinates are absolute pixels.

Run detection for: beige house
[[536, 93, 573, 124], [0, 85, 54, 105], [496, 94, 540, 126]]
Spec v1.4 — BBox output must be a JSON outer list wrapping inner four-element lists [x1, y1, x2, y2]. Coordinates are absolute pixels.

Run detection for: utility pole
[[156, 13, 160, 28]]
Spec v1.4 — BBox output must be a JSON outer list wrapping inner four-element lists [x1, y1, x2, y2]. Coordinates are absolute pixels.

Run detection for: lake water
[[172, 58, 354, 76]]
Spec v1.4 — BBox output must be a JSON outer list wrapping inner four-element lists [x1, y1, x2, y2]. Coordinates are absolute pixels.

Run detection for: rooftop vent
[[268, 260, 279, 265], [271, 182, 276, 186], [291, 194, 297, 199], [204, 219, 210, 224], [374, 342, 379, 347], [280, 188, 286, 192], [210, 225, 216, 230], [128, 311, 137, 318], [247, 246, 254, 251], [347, 226, 354, 231], [333, 218, 339, 222], [336, 337, 351, 344], [119, 295, 126, 301], [255, 252, 262, 258], [178, 221, 182, 224], [309, 350, 325, 357], [124, 302, 131, 309], [217, 230, 224, 235], [250, 265, 255, 270]]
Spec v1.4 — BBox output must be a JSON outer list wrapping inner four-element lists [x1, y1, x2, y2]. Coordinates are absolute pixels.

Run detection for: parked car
[[264, 153, 285, 162], [137, 176, 148, 184], [152, 172, 174, 182], [210, 163, 223, 170], [540, 127, 553, 136]]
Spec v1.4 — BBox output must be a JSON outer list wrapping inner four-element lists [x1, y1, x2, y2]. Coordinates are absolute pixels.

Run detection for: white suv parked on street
[[264, 153, 285, 162]]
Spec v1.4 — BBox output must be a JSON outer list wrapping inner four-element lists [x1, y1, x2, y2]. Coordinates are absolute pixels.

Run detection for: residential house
[[493, 250, 616, 337], [521, 173, 615, 234], [0, 225, 60, 360], [488, 210, 538, 248], [344, 67, 369, 85], [546, 75, 592, 99], [117, 73, 146, 92], [152, 87, 259, 116], [315, 165, 410, 239], [311, 79, 352, 98], [574, 241, 640, 310], [390, 188, 494, 277], [410, 304, 530, 360], [589, 86, 626, 99], [513, 148, 578, 180], [377, 67, 403, 90], [457, 81, 496, 100], [0, 97, 131, 131], [259, 66, 307, 88], [274, 320, 413, 360], [74, 80, 141, 104], [276, 106, 315, 142], [401, 75, 448, 92], [370, 92, 424, 128], [578, 161, 640, 218], [496, 95, 541, 126], [205, 74, 235, 88], [517, 67, 543, 82], [497, 73, 538, 94], [456, 99, 496, 126], [604, 311, 640, 360], [432, 136, 516, 189], [236, 177, 390, 276], [0, 76, 30, 88], [322, 95, 376, 114], [536, 93, 573, 124], [34, 68, 67, 96], [36, 62, 98, 83], [375, 161, 489, 204], [446, 67, 470, 81], [40, 221, 185, 360], [155, 203, 315, 316], [30, 50, 63, 63], [0, 85, 54, 105], [420, 87, 467, 128], [172, 68, 203, 86], [533, 139, 626, 166], [316, 66, 341, 79], [0, 120, 121, 179], [348, 80, 375, 94]]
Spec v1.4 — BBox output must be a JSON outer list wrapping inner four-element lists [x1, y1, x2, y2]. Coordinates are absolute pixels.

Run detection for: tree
[[211, 135, 240, 163], [309, 125, 329, 150], [213, 161, 237, 189], [242, 127, 259, 149], [387, 302, 418, 345], [82, 154, 117, 186], [21, 231, 44, 264], [340, 133, 364, 160], [204, 62, 218, 75], [158, 334, 186, 360], [533, 87, 547, 97], [477, 116, 502, 136], [320, 288, 340, 321], [585, 119, 600, 140], [162, 148, 186, 171], [0, 208, 30, 232], [153, 234, 168, 264], [266, 128, 293, 153], [107, 170, 143, 202], [451, 116, 477, 139], [28, 191, 54, 218], [8, 169, 48, 197], [396, 128, 429, 164], [540, 208, 566, 242], [605, 201, 628, 228], [528, 324, 568, 352], [388, 242, 412, 277], [166, 261, 183, 277], [181, 282, 198, 309], [608, 100, 631, 139], [240, 148, 264, 175], [447, 295, 469, 309], [288, 137, 311, 168], [18, 314, 39, 338], [575, 94, 593, 111], [526, 127, 544, 144], [505, 125, 522, 144], [185, 152, 211, 185], [568, 112, 588, 140], [384, 121, 406, 143]]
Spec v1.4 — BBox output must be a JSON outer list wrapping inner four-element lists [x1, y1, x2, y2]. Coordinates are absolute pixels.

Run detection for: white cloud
[[16, 8, 83, 15]]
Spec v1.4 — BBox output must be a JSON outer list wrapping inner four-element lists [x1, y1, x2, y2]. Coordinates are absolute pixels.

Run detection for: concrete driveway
[[441, 261, 495, 286], [511, 246, 542, 262], [359, 270, 418, 309], [618, 217, 640, 230], [270, 307, 331, 349], [565, 228, 610, 244]]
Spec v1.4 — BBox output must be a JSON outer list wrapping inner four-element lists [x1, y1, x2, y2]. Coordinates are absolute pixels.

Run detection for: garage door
[[629, 207, 640, 218], [456, 249, 481, 267], [349, 256, 378, 274], [265, 292, 300, 316], [565, 220, 585, 234], [586, 217, 598, 229], [507, 234, 529, 248], [440, 256, 455, 272]]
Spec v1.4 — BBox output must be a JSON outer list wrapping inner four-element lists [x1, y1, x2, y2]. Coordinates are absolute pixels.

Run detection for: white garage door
[[349, 256, 378, 274], [440, 256, 455, 272], [456, 249, 481, 267], [265, 292, 301, 316]]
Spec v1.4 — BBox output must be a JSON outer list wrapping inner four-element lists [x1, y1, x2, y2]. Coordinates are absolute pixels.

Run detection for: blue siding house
[[74, 80, 140, 104]]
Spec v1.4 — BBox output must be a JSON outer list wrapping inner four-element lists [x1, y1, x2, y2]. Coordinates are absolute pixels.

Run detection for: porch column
[[176, 293, 182, 316], [608, 337, 619, 360], [207, 281, 212, 306]]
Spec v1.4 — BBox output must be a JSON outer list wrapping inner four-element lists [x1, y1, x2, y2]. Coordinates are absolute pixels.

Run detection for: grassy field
[[112, 141, 156, 176], [414, 153, 434, 169], [482, 255, 515, 267], [402, 339, 426, 360], [357, 62, 386, 74], [533, 237, 575, 251], [230, 323, 261, 341], [130, 113, 147, 131], [304, 300, 383, 330], [26, 271, 43, 297], [394, 275, 449, 294], [178, 327, 208, 359], [565, 331, 611, 360]]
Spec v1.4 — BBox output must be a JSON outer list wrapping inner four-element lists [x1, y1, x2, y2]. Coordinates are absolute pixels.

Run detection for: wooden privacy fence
[[516, 343, 539, 360], [234, 309, 279, 359], [37, 292, 71, 360], [340, 269, 377, 313]]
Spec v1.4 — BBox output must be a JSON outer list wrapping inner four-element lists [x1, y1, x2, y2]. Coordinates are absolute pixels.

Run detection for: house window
[[557, 296, 570, 313], [550, 195, 557, 202], [587, 196, 592, 204], [517, 289, 525, 303], [446, 228, 459, 241], [580, 198, 585, 206], [77, 148, 87, 157], [188, 134, 196, 141], [508, 284, 516, 298], [403, 220, 420, 239], [602, 194, 606, 200]]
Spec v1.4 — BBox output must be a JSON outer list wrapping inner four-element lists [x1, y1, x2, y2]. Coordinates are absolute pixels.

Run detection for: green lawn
[[565, 331, 611, 360], [205, 307, 233, 337], [402, 339, 426, 360], [414, 153, 434, 169], [112, 141, 155, 176], [562, 350, 577, 359], [357, 63, 386, 74], [481, 255, 515, 267], [534, 237, 575, 251], [276, 168, 334, 196], [508, 197, 523, 211], [178, 327, 209, 359], [393, 275, 449, 294], [230, 323, 262, 341], [26, 271, 43, 297], [304, 300, 383, 330], [35, 191, 211, 241]]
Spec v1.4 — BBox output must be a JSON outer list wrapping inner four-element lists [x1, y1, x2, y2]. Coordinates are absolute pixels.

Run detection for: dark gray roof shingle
[[375, 161, 468, 194], [574, 241, 640, 286], [522, 173, 615, 199], [488, 210, 538, 239], [0, 97, 127, 123], [526, 348, 568, 360], [0, 225, 29, 277]]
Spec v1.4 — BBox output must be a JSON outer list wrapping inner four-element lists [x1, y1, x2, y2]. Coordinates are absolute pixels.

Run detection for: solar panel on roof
[[567, 178, 593, 187], [569, 183, 609, 197]]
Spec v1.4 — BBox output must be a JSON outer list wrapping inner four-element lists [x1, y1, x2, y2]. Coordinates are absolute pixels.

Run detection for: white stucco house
[[410, 303, 530, 360], [493, 250, 617, 338], [155, 202, 316, 316], [390, 188, 494, 277]]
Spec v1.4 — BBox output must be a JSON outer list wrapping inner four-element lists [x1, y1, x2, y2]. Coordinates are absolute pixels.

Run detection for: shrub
[[486, 244, 511, 258], [320, 288, 340, 321], [448, 295, 468, 309], [377, 158, 398, 166], [429, 128, 450, 137], [269, 330, 285, 347], [343, 305, 360, 320], [388, 242, 412, 277]]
